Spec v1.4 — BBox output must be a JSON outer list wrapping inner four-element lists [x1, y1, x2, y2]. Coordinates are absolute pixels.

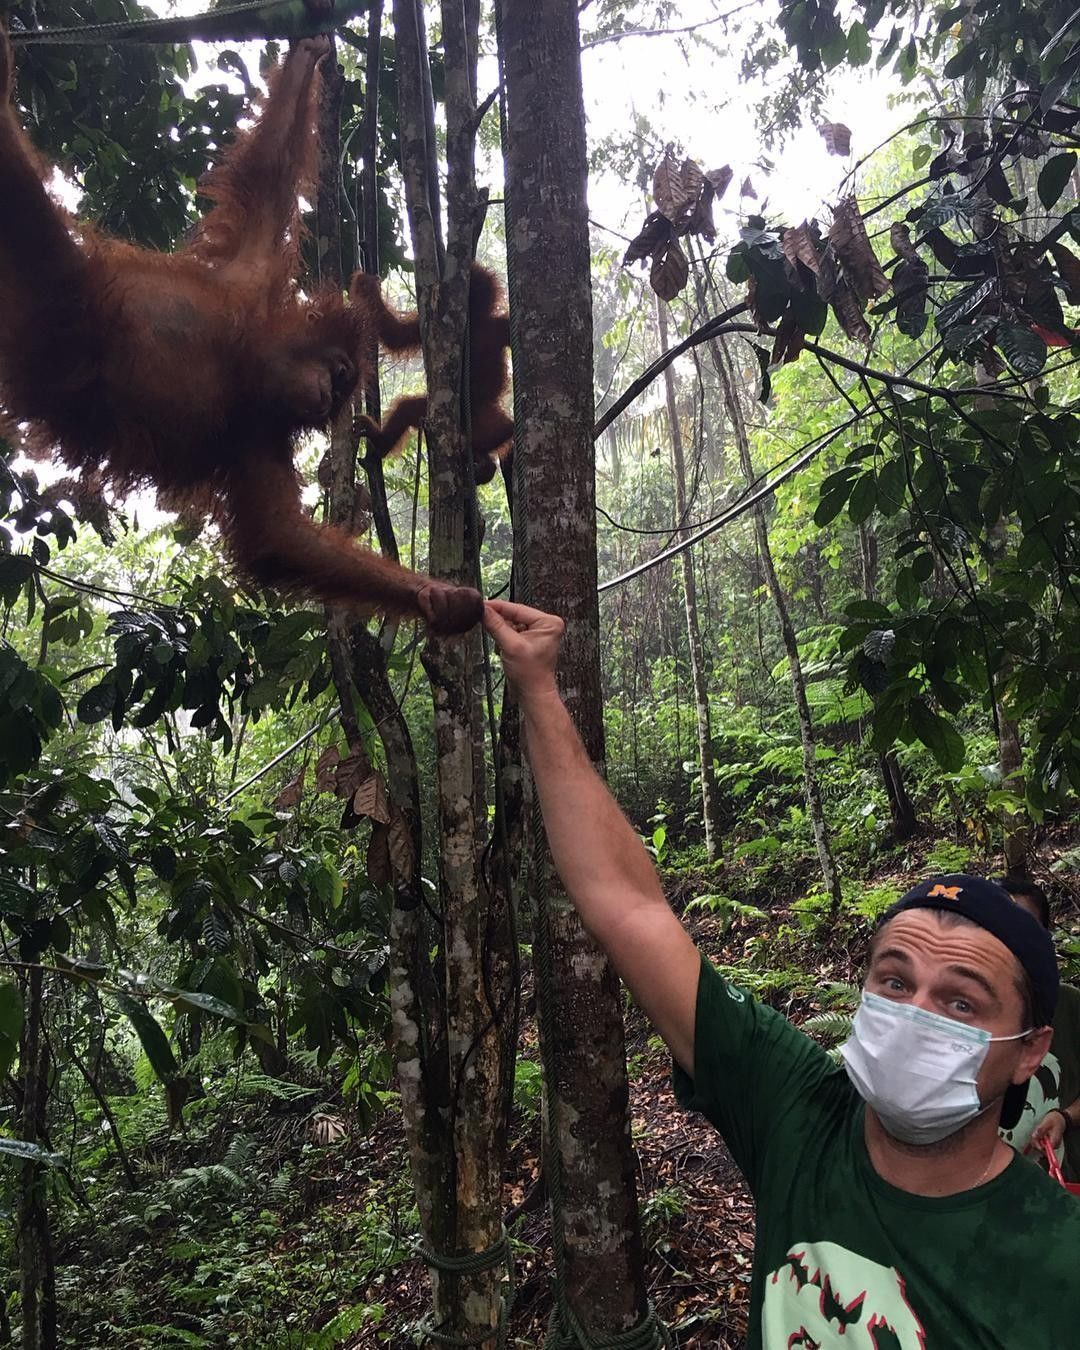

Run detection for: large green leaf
[[908, 701, 966, 771], [1039, 153, 1077, 211], [111, 993, 179, 1084], [997, 325, 1047, 378], [0, 1137, 66, 1168]]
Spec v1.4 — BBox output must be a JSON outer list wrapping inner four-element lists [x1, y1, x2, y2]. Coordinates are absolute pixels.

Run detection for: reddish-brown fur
[[0, 31, 482, 635], [350, 264, 513, 484]]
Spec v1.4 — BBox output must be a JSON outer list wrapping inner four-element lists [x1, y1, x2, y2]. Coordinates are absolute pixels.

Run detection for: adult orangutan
[[0, 28, 482, 634]]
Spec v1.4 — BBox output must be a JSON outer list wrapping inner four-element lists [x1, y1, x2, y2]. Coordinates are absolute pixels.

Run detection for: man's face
[[865, 910, 1051, 1108]]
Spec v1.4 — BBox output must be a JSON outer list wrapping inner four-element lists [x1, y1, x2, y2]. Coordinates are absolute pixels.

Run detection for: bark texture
[[394, 2, 511, 1342], [500, 0, 652, 1335]]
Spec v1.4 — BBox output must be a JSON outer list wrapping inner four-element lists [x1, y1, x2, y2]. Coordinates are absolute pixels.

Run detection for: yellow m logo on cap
[[928, 884, 963, 900]]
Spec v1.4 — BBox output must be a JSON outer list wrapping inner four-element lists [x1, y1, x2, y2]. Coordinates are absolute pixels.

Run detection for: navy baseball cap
[[877, 873, 1059, 1130]]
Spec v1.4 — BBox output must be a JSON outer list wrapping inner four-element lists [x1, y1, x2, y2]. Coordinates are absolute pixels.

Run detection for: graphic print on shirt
[[762, 1240, 927, 1349], [1001, 1050, 1062, 1159]]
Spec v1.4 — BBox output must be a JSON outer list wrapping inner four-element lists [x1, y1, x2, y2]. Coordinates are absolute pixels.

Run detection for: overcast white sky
[[577, 1, 907, 242]]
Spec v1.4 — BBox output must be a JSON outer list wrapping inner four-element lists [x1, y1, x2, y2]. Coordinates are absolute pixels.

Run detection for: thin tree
[[657, 298, 721, 859], [500, 0, 662, 1340], [713, 338, 842, 909]]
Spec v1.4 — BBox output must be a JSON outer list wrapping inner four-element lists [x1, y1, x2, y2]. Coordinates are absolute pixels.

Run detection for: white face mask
[[840, 991, 1031, 1145]]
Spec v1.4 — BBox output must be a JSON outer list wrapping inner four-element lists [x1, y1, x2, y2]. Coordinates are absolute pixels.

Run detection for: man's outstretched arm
[[484, 599, 700, 1074]]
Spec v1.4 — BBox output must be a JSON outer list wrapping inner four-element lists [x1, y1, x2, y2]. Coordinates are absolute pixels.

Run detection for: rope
[[493, 5, 671, 1346], [418, 1228, 515, 1348], [8, 0, 366, 47]]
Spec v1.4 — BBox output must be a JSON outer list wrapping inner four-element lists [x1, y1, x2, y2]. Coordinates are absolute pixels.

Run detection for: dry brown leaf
[[889, 221, 920, 264], [685, 186, 717, 241], [651, 239, 689, 301], [273, 770, 305, 811], [653, 152, 704, 222], [314, 745, 341, 794], [771, 310, 806, 366], [388, 809, 416, 883], [368, 821, 390, 887], [829, 197, 891, 302], [830, 279, 872, 344], [782, 223, 822, 276], [705, 165, 733, 199], [332, 745, 372, 800], [819, 122, 852, 156], [352, 772, 391, 824], [623, 211, 673, 266], [310, 1111, 347, 1145]]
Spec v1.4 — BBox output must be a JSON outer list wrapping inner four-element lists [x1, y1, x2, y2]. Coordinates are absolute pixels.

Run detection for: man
[[484, 598, 1080, 1348], [999, 876, 1080, 1178]]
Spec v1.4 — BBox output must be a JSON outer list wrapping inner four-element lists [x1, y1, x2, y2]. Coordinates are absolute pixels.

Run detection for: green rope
[[493, 6, 673, 1346], [418, 1228, 515, 1348], [8, 0, 367, 47], [546, 1302, 674, 1350]]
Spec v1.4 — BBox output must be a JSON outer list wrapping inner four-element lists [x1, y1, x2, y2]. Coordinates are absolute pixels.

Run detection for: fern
[[802, 1010, 854, 1046], [267, 1163, 294, 1203], [300, 1304, 382, 1348], [167, 1163, 245, 1199], [223, 1133, 258, 1173], [234, 1072, 318, 1103]]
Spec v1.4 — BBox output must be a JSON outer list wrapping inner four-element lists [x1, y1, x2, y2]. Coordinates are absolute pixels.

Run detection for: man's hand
[[1028, 1109, 1067, 1154], [483, 599, 565, 701]]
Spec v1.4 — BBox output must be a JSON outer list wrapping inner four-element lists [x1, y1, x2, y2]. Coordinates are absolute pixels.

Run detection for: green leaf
[[997, 325, 1047, 378], [53, 952, 107, 982], [0, 983, 22, 1080], [908, 701, 965, 771], [76, 680, 118, 726], [164, 988, 245, 1023], [943, 40, 978, 79], [847, 473, 878, 524], [1038, 154, 1077, 211], [895, 566, 920, 609], [0, 1137, 66, 1169], [876, 456, 907, 516], [847, 21, 871, 65], [111, 992, 179, 1084], [0, 555, 34, 591]]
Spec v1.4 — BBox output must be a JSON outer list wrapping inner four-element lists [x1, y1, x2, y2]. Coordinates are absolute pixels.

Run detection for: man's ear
[[1015, 1025, 1054, 1084]]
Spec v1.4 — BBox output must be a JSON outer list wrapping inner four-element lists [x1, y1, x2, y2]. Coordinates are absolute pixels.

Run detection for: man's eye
[[882, 976, 905, 993], [952, 998, 973, 1015]]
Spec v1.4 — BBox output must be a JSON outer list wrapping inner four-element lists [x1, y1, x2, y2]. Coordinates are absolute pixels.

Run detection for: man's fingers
[[483, 601, 517, 641], [486, 597, 553, 628]]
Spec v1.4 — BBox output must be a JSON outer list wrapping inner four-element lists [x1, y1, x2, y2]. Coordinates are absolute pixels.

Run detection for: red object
[[1040, 1137, 1080, 1196], [1031, 324, 1077, 349]]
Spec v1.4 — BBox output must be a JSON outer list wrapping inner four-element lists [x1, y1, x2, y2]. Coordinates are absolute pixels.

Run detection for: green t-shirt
[[675, 955, 1080, 1348], [1002, 982, 1080, 1179]]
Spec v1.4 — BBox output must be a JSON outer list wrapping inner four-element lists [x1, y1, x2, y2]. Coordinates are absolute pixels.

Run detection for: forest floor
[[348, 889, 853, 1349], [349, 1008, 756, 1347]]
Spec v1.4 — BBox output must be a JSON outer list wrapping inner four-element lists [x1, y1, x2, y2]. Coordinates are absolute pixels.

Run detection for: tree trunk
[[712, 341, 842, 909], [394, 2, 511, 1343], [18, 966, 56, 1350], [500, 2, 655, 1339], [657, 299, 720, 860], [860, 522, 918, 839]]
